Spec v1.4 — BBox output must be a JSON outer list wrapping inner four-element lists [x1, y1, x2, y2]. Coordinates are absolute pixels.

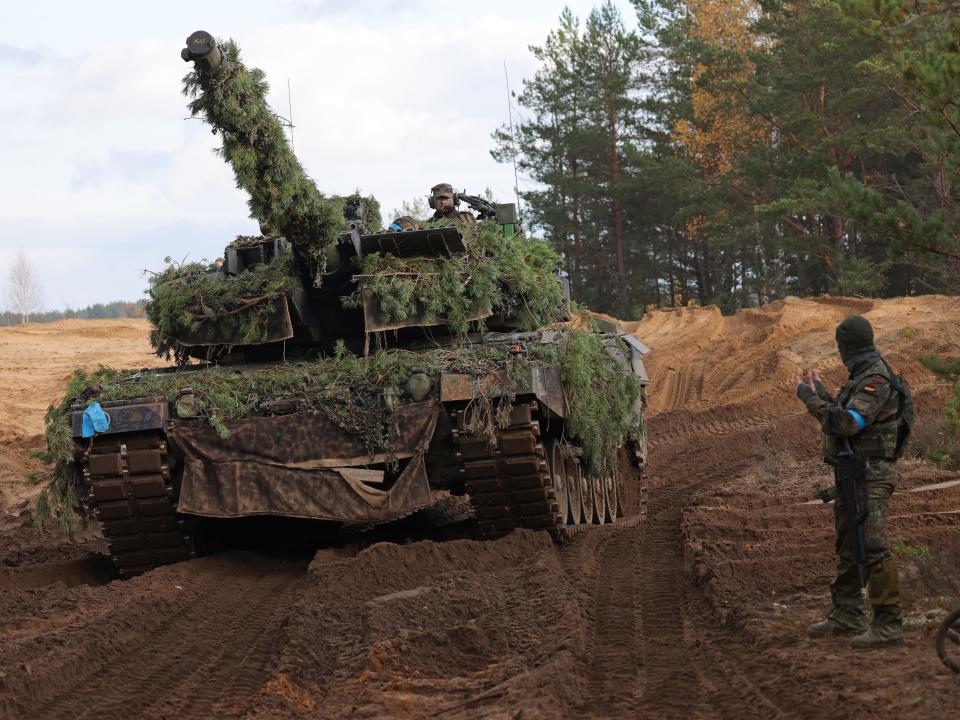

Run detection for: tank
[[34, 31, 650, 577]]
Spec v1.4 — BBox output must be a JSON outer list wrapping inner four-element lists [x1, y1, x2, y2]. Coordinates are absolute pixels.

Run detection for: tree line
[[0, 301, 146, 327], [493, 0, 960, 317]]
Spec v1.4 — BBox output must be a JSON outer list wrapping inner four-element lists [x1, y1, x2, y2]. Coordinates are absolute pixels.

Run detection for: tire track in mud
[[639, 414, 801, 719], [4, 553, 308, 720], [635, 484, 704, 718], [647, 408, 788, 451], [578, 528, 644, 717]]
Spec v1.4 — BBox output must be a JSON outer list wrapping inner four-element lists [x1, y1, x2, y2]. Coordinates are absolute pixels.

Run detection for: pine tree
[[833, 0, 960, 288], [494, 3, 654, 315]]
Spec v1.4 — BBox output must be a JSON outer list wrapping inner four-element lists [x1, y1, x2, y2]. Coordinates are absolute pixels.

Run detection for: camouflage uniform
[[428, 182, 476, 227], [797, 315, 903, 647]]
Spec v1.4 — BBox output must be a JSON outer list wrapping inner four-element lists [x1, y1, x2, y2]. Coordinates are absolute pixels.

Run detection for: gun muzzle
[[181, 30, 222, 71]]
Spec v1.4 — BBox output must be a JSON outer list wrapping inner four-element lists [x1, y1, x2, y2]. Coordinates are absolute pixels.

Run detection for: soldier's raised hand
[[795, 371, 816, 402]]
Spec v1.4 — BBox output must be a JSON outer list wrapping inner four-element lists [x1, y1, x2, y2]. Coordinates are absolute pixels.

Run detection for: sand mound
[[634, 294, 959, 416]]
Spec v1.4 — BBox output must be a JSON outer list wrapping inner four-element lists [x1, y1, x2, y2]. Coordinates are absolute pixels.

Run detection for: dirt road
[[1, 297, 959, 719]]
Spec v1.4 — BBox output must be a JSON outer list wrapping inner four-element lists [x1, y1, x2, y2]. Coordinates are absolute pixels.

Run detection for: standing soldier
[[795, 314, 911, 648], [428, 183, 476, 227]]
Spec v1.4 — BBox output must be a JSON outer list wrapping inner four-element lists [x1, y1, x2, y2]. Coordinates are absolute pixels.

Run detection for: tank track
[[81, 430, 195, 577], [452, 400, 559, 537], [452, 399, 647, 539]]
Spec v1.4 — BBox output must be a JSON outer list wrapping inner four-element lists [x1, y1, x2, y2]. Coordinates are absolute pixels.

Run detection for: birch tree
[[6, 251, 44, 324]]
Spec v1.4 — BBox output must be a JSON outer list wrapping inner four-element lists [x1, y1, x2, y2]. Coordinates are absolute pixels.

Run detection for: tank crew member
[[428, 183, 476, 227], [387, 215, 420, 232], [795, 315, 910, 648]]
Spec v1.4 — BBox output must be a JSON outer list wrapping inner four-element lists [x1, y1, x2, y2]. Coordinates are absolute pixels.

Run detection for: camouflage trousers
[[828, 481, 902, 629]]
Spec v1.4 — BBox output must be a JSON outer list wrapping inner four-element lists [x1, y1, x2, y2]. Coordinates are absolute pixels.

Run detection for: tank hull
[[71, 338, 648, 576]]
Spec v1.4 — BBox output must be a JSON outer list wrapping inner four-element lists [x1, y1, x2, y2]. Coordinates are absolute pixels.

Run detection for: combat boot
[[808, 615, 867, 638], [850, 623, 903, 649]]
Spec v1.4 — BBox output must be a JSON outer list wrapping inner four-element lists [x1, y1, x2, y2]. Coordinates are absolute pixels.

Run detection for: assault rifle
[[822, 438, 870, 611]]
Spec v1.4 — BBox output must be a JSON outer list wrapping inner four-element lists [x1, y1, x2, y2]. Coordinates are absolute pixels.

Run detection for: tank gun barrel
[[180, 30, 345, 285], [180, 30, 222, 71]]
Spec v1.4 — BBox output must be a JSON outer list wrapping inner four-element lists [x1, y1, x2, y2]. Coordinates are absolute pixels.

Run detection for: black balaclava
[[835, 314, 879, 373]]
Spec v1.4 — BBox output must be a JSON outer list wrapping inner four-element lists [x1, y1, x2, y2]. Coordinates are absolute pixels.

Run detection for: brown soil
[[1, 297, 960, 719]]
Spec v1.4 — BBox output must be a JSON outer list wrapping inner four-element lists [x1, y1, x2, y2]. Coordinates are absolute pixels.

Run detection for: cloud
[[0, 42, 44, 66], [71, 149, 173, 190], [293, 0, 423, 20]]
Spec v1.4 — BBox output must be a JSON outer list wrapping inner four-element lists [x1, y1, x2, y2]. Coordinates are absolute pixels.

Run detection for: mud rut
[[0, 554, 308, 720], [3, 402, 958, 719]]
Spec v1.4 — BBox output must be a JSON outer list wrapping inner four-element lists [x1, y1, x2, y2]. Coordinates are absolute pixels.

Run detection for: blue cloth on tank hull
[[81, 401, 110, 438]]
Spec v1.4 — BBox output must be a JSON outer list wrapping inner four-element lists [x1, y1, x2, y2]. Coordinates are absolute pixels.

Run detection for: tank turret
[[149, 31, 567, 364]]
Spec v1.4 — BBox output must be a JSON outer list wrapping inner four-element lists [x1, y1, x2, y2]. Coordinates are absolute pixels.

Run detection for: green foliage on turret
[[183, 39, 346, 283], [344, 220, 567, 334], [338, 191, 383, 234], [145, 248, 297, 358]]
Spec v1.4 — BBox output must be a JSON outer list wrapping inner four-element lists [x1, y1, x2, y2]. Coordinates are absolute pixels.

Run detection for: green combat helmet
[[388, 216, 420, 231], [430, 182, 455, 201], [32, 30, 652, 579]]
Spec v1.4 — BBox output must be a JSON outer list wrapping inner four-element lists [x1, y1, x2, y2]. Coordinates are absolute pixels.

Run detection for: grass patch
[[919, 354, 960, 380], [892, 537, 929, 561], [917, 354, 960, 468]]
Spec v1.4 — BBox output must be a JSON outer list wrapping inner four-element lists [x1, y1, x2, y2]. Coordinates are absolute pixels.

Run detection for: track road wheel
[[580, 463, 595, 525], [547, 439, 571, 525], [604, 474, 619, 522], [591, 473, 607, 525], [565, 457, 583, 525], [615, 473, 626, 519]]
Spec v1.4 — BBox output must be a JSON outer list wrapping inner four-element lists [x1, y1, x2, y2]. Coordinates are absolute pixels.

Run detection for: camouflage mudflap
[[170, 295, 294, 347], [169, 401, 440, 524], [73, 398, 196, 577], [360, 286, 492, 333]]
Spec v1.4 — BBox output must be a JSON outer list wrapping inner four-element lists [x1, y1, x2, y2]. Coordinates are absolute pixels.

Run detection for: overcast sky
[[0, 0, 638, 310]]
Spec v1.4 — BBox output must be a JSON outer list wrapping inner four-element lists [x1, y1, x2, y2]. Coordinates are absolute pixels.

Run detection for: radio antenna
[[287, 78, 295, 153], [503, 61, 522, 221]]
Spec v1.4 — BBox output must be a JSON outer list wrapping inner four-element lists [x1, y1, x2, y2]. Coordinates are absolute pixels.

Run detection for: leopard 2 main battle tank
[[36, 31, 650, 577]]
